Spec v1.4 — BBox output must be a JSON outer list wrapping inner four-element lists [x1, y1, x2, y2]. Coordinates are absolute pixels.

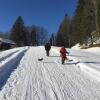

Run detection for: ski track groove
[[0, 47, 29, 100], [42, 62, 65, 100], [0, 50, 19, 62], [43, 61, 79, 100], [0, 48, 24, 62]]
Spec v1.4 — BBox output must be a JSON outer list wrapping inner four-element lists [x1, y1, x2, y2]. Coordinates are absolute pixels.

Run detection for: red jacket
[[60, 47, 67, 57]]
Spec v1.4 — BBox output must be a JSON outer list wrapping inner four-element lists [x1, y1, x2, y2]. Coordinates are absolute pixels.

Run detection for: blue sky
[[0, 0, 78, 34]]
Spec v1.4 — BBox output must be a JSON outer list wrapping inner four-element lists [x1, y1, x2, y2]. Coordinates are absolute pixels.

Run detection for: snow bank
[[85, 47, 100, 55], [71, 43, 82, 50], [72, 44, 100, 55]]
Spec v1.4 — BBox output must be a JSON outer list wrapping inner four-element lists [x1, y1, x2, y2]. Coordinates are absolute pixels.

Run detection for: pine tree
[[10, 16, 27, 46], [56, 14, 70, 47], [56, 33, 64, 46], [49, 33, 55, 46], [97, 0, 100, 34], [30, 28, 37, 46], [72, 0, 96, 45]]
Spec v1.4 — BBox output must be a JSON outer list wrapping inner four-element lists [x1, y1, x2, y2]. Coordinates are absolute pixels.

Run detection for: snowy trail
[[0, 46, 100, 100]]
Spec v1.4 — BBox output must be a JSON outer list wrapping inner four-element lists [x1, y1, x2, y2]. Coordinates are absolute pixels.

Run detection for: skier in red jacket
[[60, 46, 69, 64]]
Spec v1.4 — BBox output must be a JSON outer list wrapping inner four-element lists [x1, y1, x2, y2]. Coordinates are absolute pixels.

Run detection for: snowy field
[[0, 46, 100, 100]]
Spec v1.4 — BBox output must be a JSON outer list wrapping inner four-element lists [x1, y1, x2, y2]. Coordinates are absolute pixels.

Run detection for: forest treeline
[[0, 16, 49, 47], [56, 0, 100, 47], [1, 0, 100, 47]]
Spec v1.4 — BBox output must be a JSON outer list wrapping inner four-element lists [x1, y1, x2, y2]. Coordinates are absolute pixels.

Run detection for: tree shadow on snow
[[68, 54, 89, 58], [0, 50, 27, 90], [49, 55, 60, 57], [64, 61, 80, 65], [64, 61, 100, 65], [43, 62, 55, 64], [80, 61, 100, 64]]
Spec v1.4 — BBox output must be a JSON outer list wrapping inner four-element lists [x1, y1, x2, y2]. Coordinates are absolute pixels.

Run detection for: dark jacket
[[45, 43, 51, 51]]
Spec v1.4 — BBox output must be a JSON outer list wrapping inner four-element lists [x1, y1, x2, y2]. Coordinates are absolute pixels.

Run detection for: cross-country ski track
[[0, 46, 100, 100]]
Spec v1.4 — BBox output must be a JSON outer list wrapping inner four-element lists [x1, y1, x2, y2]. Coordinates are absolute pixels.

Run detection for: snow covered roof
[[0, 38, 16, 45]]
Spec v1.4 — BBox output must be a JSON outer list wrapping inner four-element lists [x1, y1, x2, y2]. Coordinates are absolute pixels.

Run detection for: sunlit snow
[[0, 46, 100, 100]]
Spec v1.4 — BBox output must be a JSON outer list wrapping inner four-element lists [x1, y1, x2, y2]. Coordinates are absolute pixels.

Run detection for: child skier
[[60, 46, 69, 64]]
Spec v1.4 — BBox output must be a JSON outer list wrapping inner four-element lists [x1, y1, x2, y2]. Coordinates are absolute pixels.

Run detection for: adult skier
[[44, 42, 51, 56], [60, 46, 69, 64]]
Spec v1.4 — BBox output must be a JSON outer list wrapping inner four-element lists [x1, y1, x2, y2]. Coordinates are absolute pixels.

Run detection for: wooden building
[[0, 38, 16, 50]]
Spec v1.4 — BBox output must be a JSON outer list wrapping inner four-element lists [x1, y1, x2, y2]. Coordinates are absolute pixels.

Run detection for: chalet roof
[[0, 38, 16, 45]]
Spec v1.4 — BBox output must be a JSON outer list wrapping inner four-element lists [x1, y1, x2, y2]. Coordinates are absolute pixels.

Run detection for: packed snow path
[[0, 46, 100, 100]]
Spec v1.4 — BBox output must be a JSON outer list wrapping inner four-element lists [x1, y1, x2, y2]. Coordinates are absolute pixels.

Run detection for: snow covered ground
[[0, 46, 100, 100]]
